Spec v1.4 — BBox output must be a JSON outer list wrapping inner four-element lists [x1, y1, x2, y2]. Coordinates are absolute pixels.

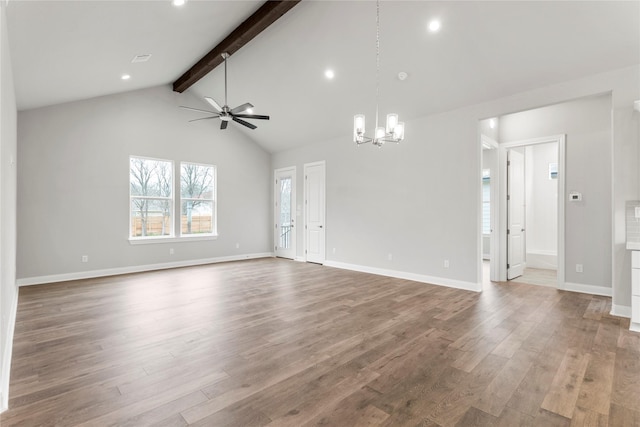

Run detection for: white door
[[507, 149, 525, 279], [304, 161, 325, 264], [274, 167, 296, 259]]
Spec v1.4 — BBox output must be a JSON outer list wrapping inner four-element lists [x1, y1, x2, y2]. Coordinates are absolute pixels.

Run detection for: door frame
[[494, 134, 566, 288], [481, 135, 500, 282], [274, 166, 296, 259], [303, 160, 326, 263]]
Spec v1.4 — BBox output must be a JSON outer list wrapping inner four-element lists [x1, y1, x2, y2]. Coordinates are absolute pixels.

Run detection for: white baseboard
[[611, 304, 631, 319], [16, 253, 274, 287], [323, 261, 481, 292], [563, 282, 612, 297], [630, 322, 640, 333], [526, 251, 557, 269], [1, 289, 18, 413], [294, 256, 306, 262]]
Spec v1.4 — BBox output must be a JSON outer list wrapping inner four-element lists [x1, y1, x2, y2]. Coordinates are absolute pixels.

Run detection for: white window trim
[[129, 235, 218, 245]]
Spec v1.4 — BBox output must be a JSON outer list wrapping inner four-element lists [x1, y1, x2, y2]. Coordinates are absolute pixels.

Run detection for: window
[[180, 162, 216, 235], [482, 169, 490, 234], [130, 157, 173, 238]]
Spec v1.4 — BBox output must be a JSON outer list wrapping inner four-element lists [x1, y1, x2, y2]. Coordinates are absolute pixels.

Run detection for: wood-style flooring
[[2, 258, 639, 426]]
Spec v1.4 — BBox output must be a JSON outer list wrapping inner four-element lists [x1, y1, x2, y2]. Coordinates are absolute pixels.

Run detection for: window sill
[[129, 235, 218, 245]]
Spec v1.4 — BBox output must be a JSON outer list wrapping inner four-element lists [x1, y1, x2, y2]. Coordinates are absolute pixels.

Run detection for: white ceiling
[[7, 1, 640, 153]]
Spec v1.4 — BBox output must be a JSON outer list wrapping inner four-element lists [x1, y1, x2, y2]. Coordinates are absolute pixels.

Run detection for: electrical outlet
[[235, 243, 240, 249], [169, 248, 174, 255], [576, 264, 583, 273], [387, 253, 393, 261], [444, 259, 449, 268], [332, 248, 336, 254], [81, 255, 88, 263]]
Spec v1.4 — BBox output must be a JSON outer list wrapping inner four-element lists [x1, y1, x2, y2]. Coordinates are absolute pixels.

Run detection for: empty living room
[[1, 1, 639, 426]]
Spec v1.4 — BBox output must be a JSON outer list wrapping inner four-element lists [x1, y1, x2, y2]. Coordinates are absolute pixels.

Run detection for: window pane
[[131, 198, 172, 237], [181, 163, 214, 199], [130, 157, 172, 197], [482, 171, 491, 234], [482, 179, 490, 202], [482, 201, 491, 234], [181, 201, 213, 234], [279, 177, 292, 249]]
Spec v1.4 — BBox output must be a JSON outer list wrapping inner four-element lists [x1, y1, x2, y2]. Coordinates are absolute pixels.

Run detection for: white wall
[[17, 85, 272, 282], [501, 94, 610, 289], [0, 1, 18, 412], [274, 108, 482, 291], [272, 65, 639, 305], [524, 142, 558, 269]]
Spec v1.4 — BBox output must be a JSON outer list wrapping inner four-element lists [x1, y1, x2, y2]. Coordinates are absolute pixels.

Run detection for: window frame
[[129, 155, 175, 241], [179, 161, 217, 238], [128, 156, 218, 244]]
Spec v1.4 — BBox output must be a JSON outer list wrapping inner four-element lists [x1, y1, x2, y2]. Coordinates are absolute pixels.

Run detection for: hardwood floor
[[2, 258, 639, 426]]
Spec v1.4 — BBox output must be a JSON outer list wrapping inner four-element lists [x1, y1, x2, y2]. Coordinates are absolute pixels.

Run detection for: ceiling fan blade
[[234, 114, 270, 120], [205, 97, 223, 112], [221, 120, 228, 130], [188, 116, 219, 122], [179, 106, 218, 114], [232, 116, 257, 130], [230, 102, 254, 114]]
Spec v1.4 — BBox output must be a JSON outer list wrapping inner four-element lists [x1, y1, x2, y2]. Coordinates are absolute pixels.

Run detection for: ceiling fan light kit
[[353, 0, 405, 147], [180, 52, 269, 130]]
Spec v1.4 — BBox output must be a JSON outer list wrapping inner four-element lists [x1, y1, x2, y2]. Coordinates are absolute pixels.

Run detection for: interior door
[[304, 161, 325, 264], [274, 167, 296, 259], [507, 149, 525, 279]]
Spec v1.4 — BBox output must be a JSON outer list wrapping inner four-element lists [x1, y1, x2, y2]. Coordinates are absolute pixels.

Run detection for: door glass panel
[[279, 177, 292, 249]]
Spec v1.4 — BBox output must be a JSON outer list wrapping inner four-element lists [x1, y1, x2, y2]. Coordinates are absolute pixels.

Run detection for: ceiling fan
[[180, 52, 269, 130]]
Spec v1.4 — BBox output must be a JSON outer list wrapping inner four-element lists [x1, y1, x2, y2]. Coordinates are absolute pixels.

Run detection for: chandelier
[[353, 0, 405, 147]]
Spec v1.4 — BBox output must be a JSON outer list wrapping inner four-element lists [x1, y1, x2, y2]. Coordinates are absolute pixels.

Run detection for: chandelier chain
[[375, 0, 380, 130]]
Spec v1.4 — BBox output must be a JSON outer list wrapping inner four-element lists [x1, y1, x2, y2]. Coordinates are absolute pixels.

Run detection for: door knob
[[319, 225, 323, 228]]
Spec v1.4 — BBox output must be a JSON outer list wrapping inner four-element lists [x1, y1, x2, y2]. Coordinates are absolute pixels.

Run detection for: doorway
[[304, 161, 325, 264], [274, 167, 296, 260], [497, 135, 565, 288]]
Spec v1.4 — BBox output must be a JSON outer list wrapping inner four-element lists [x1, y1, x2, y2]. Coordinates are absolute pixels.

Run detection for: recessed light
[[172, 0, 186, 6], [325, 69, 335, 80], [121, 74, 131, 80], [428, 19, 441, 33], [398, 71, 408, 81]]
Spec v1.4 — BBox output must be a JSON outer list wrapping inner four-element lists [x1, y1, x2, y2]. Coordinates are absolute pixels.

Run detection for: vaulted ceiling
[[6, 1, 640, 153]]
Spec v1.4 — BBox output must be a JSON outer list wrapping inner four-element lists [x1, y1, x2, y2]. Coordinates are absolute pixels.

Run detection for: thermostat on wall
[[569, 191, 582, 201]]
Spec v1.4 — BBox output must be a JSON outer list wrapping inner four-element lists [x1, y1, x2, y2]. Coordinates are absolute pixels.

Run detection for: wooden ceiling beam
[[173, 0, 301, 93]]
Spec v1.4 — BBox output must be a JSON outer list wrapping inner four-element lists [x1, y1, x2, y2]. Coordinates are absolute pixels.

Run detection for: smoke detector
[[398, 71, 408, 81], [132, 54, 152, 63]]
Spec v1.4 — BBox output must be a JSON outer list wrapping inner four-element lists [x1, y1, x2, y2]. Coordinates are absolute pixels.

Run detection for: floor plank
[[541, 348, 591, 418]]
